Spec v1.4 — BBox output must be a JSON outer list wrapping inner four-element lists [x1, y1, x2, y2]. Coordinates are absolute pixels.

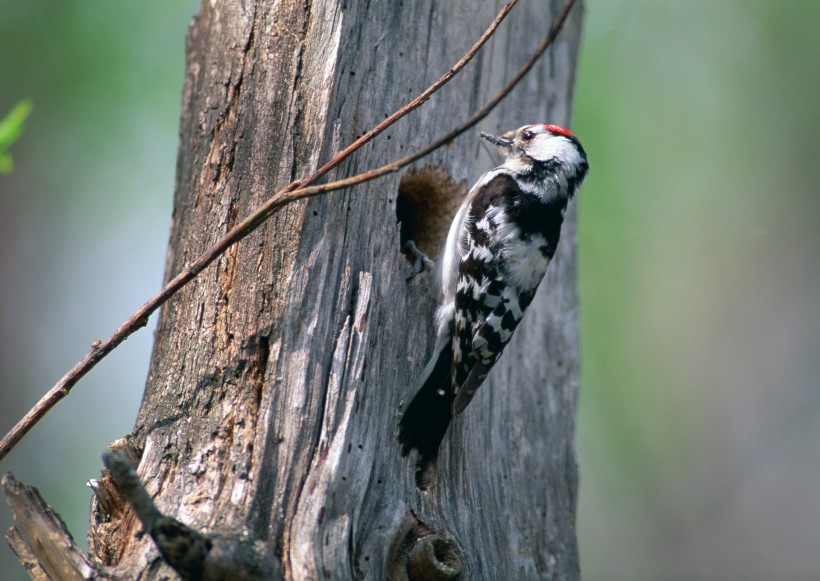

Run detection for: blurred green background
[[575, 2, 820, 579], [0, 1, 818, 579]]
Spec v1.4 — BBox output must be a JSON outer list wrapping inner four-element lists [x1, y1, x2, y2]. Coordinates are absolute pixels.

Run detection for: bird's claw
[[404, 240, 434, 282]]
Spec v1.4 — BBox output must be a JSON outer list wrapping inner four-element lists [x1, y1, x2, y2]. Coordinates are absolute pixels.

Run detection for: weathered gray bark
[[8, 1, 585, 579]]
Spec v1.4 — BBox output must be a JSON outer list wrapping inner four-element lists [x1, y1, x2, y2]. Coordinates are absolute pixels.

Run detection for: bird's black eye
[[522, 129, 535, 141]]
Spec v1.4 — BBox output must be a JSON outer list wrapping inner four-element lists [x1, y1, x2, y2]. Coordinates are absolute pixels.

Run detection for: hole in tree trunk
[[396, 166, 465, 264]]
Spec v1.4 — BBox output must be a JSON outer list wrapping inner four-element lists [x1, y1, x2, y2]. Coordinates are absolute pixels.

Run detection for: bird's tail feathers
[[398, 331, 453, 468]]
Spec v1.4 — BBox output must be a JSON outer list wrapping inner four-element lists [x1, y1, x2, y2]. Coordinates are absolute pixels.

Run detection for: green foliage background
[[0, 1, 817, 579], [0, 100, 33, 174], [0, 2, 199, 578], [575, 2, 819, 578]]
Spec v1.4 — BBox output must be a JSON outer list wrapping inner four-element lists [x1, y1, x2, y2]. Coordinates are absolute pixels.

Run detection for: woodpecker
[[398, 123, 588, 469]]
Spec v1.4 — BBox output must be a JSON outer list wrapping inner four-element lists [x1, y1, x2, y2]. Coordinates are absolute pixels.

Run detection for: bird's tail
[[398, 331, 454, 469]]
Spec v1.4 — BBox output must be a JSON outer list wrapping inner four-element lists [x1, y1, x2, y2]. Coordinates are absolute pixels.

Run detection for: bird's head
[[480, 124, 587, 177]]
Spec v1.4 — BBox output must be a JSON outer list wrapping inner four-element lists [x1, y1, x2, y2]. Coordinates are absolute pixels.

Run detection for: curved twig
[[0, 0, 577, 462]]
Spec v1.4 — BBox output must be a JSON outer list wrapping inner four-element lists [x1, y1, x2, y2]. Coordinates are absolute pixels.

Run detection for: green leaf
[[0, 99, 33, 175]]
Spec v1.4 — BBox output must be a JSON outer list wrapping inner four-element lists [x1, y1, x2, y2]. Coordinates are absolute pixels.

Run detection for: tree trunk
[[13, 1, 585, 579]]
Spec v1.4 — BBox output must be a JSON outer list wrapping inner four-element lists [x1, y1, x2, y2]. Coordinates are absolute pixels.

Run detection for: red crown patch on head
[[544, 124, 575, 138]]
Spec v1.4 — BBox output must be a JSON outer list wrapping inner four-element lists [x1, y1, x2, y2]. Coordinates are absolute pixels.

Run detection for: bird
[[398, 123, 588, 469]]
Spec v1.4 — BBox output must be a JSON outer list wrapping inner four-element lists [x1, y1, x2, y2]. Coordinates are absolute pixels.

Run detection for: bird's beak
[[480, 131, 514, 151]]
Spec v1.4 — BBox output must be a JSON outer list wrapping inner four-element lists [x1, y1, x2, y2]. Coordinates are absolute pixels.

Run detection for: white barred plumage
[[399, 124, 588, 469]]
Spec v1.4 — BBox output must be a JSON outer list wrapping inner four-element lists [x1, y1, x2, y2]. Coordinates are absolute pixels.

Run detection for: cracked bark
[[7, 1, 585, 579]]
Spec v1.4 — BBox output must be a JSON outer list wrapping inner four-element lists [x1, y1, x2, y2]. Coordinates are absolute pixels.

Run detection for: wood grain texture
[[3, 474, 100, 580], [85, 1, 585, 578]]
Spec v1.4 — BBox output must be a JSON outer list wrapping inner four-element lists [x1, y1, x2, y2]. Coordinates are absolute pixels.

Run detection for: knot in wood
[[407, 534, 461, 581]]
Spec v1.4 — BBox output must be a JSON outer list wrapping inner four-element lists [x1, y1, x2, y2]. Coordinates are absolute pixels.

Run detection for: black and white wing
[[451, 173, 564, 413]]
